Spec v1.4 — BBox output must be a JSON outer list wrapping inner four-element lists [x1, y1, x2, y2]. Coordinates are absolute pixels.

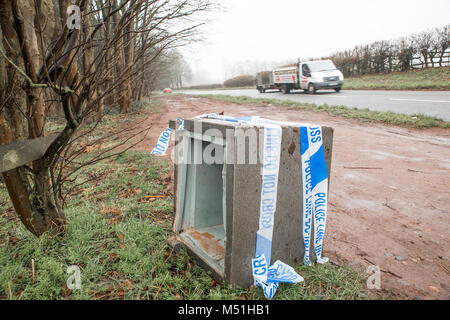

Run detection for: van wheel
[[308, 83, 316, 94], [282, 85, 290, 94], [335, 87, 341, 92]]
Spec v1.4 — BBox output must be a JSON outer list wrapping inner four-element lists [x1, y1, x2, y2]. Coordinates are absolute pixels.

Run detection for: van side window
[[302, 64, 310, 76]]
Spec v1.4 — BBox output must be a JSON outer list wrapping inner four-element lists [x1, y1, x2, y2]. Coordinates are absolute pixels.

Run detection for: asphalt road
[[181, 89, 450, 121]]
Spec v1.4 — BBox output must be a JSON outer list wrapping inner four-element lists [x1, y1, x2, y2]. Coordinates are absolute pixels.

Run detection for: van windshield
[[308, 61, 337, 72]]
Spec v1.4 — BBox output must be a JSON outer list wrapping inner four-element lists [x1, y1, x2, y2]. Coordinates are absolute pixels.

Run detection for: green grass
[[198, 94, 450, 129], [131, 97, 163, 113], [0, 153, 376, 300], [0, 101, 379, 300], [344, 67, 450, 90]]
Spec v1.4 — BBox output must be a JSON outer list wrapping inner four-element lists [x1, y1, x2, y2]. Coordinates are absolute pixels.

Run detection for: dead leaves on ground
[[118, 188, 142, 199], [0, 231, 21, 246], [98, 206, 123, 224], [175, 293, 183, 300], [8, 236, 19, 244], [118, 233, 125, 249], [93, 273, 133, 300], [61, 283, 73, 298], [99, 252, 120, 265], [0, 207, 18, 222], [78, 142, 106, 154]]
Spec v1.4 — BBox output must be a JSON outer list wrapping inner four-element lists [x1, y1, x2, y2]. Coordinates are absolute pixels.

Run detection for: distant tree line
[[184, 74, 256, 89], [223, 75, 255, 87], [185, 83, 224, 89], [325, 25, 450, 77]]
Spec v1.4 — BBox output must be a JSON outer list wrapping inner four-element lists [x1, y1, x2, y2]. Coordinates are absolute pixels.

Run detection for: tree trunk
[[103, 0, 114, 110], [0, 0, 68, 236], [0, 6, 26, 141], [111, 0, 123, 109], [0, 107, 66, 236], [82, 12, 98, 122], [119, 1, 136, 113]]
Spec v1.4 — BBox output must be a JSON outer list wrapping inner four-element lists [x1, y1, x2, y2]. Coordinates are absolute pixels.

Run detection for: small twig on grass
[[148, 216, 163, 223], [31, 259, 35, 283], [153, 273, 170, 299], [7, 282, 13, 300]]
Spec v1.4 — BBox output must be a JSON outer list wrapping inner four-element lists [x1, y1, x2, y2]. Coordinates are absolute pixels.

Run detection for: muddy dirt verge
[[131, 94, 450, 300]]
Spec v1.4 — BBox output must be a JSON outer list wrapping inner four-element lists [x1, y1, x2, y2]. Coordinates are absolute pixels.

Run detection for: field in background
[[0, 99, 377, 300], [343, 67, 450, 90]]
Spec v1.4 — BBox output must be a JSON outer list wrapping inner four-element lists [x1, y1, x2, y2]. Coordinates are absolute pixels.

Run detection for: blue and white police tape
[[197, 116, 330, 269], [150, 118, 184, 156], [252, 254, 304, 299], [177, 118, 184, 130], [151, 114, 328, 299], [254, 124, 282, 264], [150, 128, 172, 156], [300, 125, 329, 266], [252, 123, 304, 299]]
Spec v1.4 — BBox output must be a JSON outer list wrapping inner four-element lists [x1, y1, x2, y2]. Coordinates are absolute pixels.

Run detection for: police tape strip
[[300, 126, 329, 266], [150, 118, 184, 156], [254, 124, 282, 265], [195, 115, 305, 299], [151, 114, 329, 299], [251, 124, 304, 299], [150, 128, 172, 156]]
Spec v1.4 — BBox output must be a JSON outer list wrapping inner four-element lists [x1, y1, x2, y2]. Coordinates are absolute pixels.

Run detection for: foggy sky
[[183, 0, 450, 85]]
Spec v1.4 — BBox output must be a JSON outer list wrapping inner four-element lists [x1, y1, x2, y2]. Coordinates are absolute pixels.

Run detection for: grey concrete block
[[170, 118, 333, 288]]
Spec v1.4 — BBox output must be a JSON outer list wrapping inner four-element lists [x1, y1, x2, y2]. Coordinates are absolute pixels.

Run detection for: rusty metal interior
[[177, 139, 227, 277]]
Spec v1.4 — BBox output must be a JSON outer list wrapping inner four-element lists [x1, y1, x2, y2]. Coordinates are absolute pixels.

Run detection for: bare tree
[[436, 24, 450, 67], [396, 37, 414, 71], [0, 0, 212, 236], [327, 24, 449, 76]]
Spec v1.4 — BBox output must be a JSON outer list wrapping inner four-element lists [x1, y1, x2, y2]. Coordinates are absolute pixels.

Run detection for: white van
[[269, 59, 344, 94]]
